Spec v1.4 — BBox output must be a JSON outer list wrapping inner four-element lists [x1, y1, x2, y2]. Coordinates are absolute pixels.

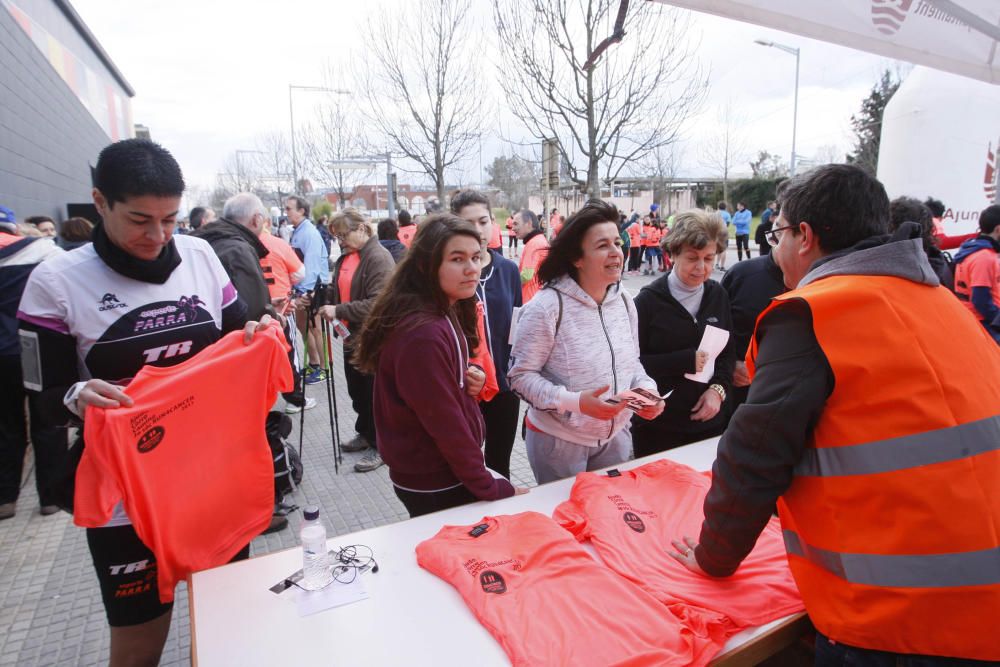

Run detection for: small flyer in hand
[[605, 388, 673, 412]]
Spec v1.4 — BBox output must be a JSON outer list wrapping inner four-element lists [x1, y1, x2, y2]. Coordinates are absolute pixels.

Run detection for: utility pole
[[288, 85, 350, 195]]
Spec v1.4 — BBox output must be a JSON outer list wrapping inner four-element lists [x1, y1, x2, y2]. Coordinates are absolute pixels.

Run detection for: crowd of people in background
[[2, 139, 1000, 666]]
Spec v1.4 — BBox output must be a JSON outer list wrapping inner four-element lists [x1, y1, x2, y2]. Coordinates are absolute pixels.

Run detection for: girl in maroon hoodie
[[354, 214, 528, 517]]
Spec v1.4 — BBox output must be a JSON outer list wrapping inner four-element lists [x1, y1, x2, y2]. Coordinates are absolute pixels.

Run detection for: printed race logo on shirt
[[480, 570, 507, 595], [137, 426, 165, 453], [623, 511, 646, 533], [607, 494, 658, 533]]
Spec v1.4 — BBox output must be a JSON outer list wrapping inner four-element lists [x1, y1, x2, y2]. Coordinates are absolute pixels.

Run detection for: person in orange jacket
[[669, 164, 1000, 664], [642, 221, 662, 276], [514, 209, 549, 303]]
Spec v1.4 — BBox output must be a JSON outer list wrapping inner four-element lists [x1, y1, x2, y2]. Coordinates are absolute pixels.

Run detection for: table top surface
[[190, 438, 797, 666]]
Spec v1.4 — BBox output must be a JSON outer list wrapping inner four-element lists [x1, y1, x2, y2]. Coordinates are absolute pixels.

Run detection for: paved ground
[[0, 246, 748, 666]]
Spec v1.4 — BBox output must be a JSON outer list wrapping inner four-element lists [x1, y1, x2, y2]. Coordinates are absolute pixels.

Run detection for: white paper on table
[[293, 576, 369, 617], [683, 325, 730, 384]]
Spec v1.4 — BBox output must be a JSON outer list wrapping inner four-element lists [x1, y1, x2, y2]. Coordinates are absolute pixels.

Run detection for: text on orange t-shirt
[[75, 323, 293, 602]]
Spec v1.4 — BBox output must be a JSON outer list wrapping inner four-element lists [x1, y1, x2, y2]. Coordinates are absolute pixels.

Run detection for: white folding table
[[189, 437, 809, 666]]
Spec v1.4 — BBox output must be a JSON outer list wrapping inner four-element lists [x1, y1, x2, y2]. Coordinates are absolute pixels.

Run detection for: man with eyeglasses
[[285, 196, 330, 384], [669, 164, 1000, 664]]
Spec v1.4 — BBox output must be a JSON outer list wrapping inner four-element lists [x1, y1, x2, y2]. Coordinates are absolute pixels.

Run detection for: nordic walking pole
[[321, 317, 340, 473]]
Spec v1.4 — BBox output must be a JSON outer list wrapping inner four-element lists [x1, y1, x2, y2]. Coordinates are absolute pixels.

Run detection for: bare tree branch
[[357, 0, 487, 202], [494, 0, 708, 198], [699, 99, 749, 204], [299, 65, 374, 206]]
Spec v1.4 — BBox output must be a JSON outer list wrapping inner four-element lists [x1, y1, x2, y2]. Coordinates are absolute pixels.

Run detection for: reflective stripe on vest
[[752, 274, 1000, 659], [783, 530, 1000, 588], [795, 414, 1000, 477]]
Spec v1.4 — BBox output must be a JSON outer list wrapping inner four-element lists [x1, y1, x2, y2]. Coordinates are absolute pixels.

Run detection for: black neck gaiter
[[92, 221, 181, 284]]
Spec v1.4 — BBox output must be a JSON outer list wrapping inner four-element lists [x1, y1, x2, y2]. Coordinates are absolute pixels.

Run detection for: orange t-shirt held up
[[75, 323, 293, 602], [416, 512, 725, 667], [553, 459, 804, 632]]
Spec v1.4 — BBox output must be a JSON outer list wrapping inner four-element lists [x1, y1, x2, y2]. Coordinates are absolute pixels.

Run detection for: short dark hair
[[93, 139, 185, 208], [26, 216, 55, 227], [450, 189, 492, 216], [537, 198, 620, 285], [285, 195, 310, 219], [60, 216, 94, 242], [888, 197, 932, 233], [980, 205, 1000, 235], [398, 209, 412, 227], [889, 196, 936, 252], [717, 202, 727, 211], [377, 218, 399, 241], [776, 163, 889, 253], [189, 207, 210, 230], [923, 197, 945, 218], [519, 209, 540, 230]]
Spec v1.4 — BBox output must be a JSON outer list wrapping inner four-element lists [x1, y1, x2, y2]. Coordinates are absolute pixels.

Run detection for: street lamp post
[[288, 85, 350, 195], [328, 152, 396, 219], [754, 39, 800, 176]]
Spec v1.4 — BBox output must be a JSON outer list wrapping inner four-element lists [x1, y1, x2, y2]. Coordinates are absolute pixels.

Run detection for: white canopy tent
[[648, 0, 1000, 84]]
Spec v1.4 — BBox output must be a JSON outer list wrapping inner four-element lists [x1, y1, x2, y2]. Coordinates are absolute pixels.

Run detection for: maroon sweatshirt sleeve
[[393, 324, 515, 501]]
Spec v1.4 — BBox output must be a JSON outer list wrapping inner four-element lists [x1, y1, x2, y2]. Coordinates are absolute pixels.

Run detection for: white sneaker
[[285, 397, 317, 414]]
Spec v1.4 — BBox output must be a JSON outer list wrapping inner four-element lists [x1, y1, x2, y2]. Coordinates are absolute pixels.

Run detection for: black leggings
[[394, 484, 478, 518], [628, 247, 643, 272], [736, 234, 750, 260], [480, 391, 520, 479], [343, 353, 376, 444], [508, 234, 519, 249]]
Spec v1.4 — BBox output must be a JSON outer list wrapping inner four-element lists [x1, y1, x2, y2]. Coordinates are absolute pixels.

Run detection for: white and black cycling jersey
[[18, 234, 244, 393]]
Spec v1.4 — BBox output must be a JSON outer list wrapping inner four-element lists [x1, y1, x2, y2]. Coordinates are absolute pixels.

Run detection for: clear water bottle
[[300, 506, 332, 590]]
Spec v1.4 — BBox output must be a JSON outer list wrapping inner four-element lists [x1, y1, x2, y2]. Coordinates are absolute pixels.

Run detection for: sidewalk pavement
[[0, 248, 748, 666]]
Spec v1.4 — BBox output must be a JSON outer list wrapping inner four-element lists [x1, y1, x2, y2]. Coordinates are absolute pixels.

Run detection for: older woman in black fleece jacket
[[632, 210, 736, 456]]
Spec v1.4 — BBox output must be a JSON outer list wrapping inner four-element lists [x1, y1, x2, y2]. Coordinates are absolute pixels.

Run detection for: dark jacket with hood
[[477, 249, 522, 393], [695, 227, 948, 577], [193, 217, 272, 320], [632, 274, 736, 442], [379, 239, 407, 264]]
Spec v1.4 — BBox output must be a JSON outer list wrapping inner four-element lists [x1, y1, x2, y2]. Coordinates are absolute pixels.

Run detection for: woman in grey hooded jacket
[[508, 200, 663, 484]]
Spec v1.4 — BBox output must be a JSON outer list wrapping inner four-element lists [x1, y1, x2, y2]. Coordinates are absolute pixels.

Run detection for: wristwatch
[[709, 384, 726, 402]]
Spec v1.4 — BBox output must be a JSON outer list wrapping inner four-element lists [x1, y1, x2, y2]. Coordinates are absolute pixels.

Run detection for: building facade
[[0, 0, 133, 222]]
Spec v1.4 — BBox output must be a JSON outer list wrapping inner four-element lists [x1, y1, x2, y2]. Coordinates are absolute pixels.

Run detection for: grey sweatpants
[[525, 426, 632, 485]]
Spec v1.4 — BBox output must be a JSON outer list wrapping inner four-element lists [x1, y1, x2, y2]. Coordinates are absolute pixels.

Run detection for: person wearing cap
[[1, 208, 65, 520]]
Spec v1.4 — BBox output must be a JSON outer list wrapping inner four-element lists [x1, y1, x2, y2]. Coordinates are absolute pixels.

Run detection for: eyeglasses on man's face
[[766, 224, 797, 247]]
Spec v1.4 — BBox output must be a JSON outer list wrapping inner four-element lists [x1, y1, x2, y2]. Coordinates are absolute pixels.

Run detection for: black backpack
[[265, 411, 303, 498]]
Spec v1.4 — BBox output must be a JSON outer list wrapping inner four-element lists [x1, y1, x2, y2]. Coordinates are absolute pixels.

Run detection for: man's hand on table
[[668, 536, 712, 578]]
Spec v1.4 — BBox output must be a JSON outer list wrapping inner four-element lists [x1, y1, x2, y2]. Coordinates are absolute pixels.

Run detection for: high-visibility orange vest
[[748, 274, 1000, 660]]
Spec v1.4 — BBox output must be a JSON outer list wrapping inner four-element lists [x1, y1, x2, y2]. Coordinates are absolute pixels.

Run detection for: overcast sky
[[72, 0, 902, 194]]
